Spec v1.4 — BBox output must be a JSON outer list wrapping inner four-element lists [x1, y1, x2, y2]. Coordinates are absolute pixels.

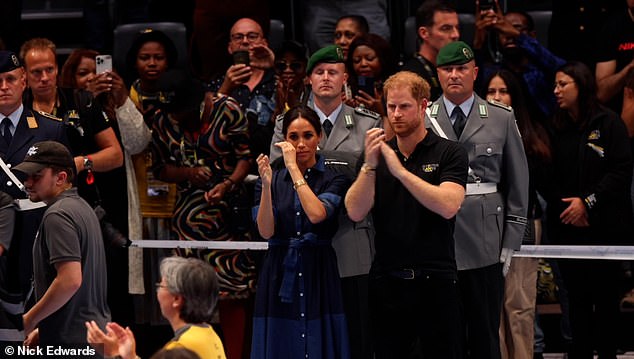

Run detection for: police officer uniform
[[269, 45, 381, 359], [427, 42, 529, 359]]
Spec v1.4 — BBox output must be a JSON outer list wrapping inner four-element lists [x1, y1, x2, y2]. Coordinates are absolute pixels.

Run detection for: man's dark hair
[[415, 0, 457, 29], [336, 15, 370, 34], [51, 165, 76, 184]]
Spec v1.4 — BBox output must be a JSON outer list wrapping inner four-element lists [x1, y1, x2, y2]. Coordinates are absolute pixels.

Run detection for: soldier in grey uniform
[[427, 41, 529, 359], [270, 44, 381, 359]]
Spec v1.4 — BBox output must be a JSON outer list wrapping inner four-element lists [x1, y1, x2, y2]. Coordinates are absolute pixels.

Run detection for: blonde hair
[[19, 38, 57, 64], [383, 71, 430, 102]]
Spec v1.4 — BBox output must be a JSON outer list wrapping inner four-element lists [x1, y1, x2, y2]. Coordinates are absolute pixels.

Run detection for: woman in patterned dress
[[151, 70, 257, 358]]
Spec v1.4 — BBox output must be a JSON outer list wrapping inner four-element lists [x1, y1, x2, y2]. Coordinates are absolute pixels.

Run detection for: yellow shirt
[[163, 324, 226, 359]]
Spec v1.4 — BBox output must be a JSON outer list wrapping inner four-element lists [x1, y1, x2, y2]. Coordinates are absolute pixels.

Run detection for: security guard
[[427, 41, 529, 359], [270, 45, 380, 359], [0, 50, 69, 340]]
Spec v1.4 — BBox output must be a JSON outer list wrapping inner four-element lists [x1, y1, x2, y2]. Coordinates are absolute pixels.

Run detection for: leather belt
[[389, 268, 428, 280], [466, 182, 497, 196]]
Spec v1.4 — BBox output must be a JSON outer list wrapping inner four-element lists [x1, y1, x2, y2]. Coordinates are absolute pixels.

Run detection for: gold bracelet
[[361, 163, 376, 176], [293, 179, 307, 190]]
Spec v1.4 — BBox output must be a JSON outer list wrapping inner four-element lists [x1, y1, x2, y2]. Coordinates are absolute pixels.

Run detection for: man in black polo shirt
[[345, 71, 468, 358]]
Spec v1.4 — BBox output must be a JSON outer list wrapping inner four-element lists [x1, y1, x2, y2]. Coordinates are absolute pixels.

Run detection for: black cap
[[13, 141, 74, 176], [0, 51, 22, 73], [157, 69, 205, 113]]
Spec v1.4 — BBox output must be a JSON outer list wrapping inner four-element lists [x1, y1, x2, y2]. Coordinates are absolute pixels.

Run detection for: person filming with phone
[[208, 18, 277, 158], [344, 33, 397, 121]]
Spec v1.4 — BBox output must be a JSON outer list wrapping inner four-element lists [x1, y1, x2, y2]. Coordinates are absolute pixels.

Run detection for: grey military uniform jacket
[[426, 95, 529, 270], [270, 103, 381, 277], [269, 104, 380, 161]]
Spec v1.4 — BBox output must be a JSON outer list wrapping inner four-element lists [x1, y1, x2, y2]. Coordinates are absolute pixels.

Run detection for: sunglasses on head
[[275, 61, 304, 72]]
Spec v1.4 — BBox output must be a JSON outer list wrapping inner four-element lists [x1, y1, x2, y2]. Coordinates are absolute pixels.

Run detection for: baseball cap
[[13, 141, 74, 176]]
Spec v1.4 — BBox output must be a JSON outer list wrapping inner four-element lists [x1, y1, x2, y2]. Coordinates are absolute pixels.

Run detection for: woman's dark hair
[[336, 15, 370, 34], [125, 29, 177, 74], [553, 61, 600, 130], [345, 33, 396, 83], [485, 70, 551, 161], [59, 48, 99, 88], [274, 40, 308, 63], [282, 105, 322, 138]]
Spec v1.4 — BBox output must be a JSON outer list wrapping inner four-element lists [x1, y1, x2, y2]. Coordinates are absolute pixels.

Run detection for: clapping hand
[[257, 154, 272, 186]]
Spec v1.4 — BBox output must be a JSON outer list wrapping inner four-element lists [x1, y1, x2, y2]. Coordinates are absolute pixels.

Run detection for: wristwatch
[[83, 155, 93, 171]]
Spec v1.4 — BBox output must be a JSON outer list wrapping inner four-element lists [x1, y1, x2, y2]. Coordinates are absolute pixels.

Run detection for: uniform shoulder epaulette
[[354, 106, 381, 120], [36, 110, 63, 121], [487, 99, 512, 112]]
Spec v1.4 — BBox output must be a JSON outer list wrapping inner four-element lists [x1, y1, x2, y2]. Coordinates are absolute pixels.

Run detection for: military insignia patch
[[37, 111, 62, 121], [27, 116, 38, 129]]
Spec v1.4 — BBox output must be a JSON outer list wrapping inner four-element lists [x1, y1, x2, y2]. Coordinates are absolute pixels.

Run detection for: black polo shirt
[[371, 131, 468, 275]]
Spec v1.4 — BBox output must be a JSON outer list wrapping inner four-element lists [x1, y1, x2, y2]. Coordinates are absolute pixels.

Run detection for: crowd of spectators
[[0, 0, 633, 358]]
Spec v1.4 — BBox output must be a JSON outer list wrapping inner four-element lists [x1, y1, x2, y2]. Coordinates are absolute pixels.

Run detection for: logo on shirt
[[422, 163, 439, 173], [587, 130, 600, 140], [618, 43, 634, 51]]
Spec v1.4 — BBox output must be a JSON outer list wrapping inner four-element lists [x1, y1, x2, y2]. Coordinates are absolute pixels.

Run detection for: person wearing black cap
[[428, 41, 529, 359], [0, 50, 69, 336], [150, 69, 256, 359], [14, 140, 110, 346]]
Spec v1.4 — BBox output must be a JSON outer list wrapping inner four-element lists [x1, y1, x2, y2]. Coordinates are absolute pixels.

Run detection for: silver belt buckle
[[403, 268, 416, 280]]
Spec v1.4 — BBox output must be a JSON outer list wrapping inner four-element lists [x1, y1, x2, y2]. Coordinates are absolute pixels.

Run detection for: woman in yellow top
[[86, 257, 226, 359]]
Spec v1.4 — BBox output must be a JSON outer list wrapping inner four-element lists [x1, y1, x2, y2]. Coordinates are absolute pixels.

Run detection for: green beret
[[306, 45, 344, 74], [436, 41, 475, 67], [0, 51, 21, 73]]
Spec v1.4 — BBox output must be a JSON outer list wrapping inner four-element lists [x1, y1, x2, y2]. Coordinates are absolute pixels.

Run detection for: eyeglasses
[[230, 32, 262, 43], [155, 282, 168, 290], [554, 81, 572, 89], [275, 61, 304, 72]]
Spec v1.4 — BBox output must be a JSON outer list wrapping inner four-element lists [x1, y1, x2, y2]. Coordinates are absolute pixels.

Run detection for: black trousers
[[559, 259, 621, 359], [369, 271, 462, 359], [458, 263, 504, 359], [341, 274, 372, 359]]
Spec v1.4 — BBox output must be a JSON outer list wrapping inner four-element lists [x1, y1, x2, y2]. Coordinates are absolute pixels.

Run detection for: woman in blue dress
[[251, 105, 351, 359]]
